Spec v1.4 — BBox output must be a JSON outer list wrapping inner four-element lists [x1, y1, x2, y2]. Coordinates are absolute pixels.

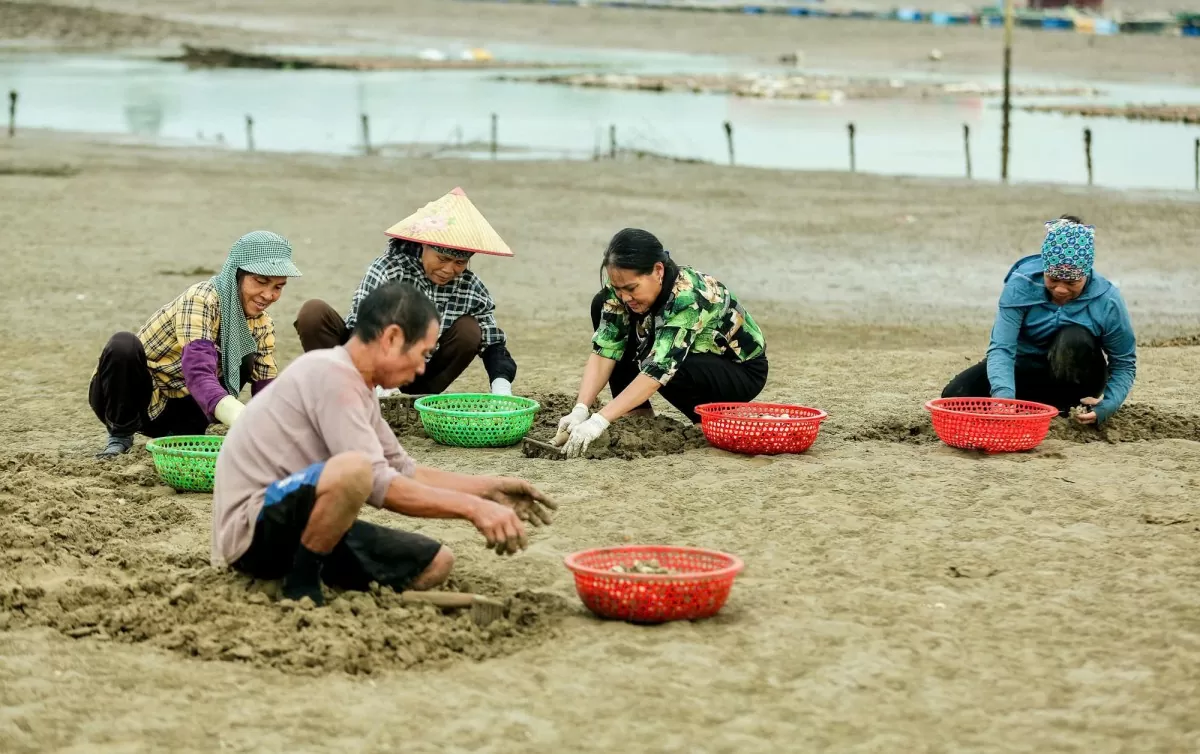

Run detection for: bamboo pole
[[490, 113, 498, 160], [963, 123, 972, 179], [847, 122, 856, 173], [1001, 0, 1014, 182], [1084, 128, 1093, 186]]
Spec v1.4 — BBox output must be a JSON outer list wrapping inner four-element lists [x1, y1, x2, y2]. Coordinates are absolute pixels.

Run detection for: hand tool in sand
[[399, 590, 506, 627], [520, 436, 567, 459]]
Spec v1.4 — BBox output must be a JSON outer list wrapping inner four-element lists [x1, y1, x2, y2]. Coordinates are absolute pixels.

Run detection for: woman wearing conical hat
[[89, 231, 303, 458], [295, 188, 518, 396]]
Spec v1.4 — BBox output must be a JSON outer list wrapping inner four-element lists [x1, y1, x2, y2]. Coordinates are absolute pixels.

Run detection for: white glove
[[553, 403, 591, 445], [375, 386, 402, 399], [563, 414, 610, 458], [491, 378, 513, 396], [214, 395, 246, 427]]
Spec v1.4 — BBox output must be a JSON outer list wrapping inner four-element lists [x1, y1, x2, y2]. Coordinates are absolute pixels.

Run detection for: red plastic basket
[[694, 402, 828, 455], [924, 397, 1059, 453], [564, 545, 744, 624]]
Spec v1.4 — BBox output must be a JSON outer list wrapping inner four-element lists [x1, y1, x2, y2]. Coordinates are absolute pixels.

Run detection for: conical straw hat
[[384, 187, 513, 258]]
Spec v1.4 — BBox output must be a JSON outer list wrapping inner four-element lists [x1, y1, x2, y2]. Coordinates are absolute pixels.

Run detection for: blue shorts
[[233, 461, 442, 591], [262, 461, 326, 517]]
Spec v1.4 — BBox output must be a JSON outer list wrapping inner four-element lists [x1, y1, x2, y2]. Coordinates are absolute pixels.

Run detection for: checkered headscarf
[[212, 231, 302, 395], [1041, 219, 1095, 282]]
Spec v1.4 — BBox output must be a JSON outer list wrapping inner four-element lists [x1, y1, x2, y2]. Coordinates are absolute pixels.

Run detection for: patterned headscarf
[[211, 231, 303, 396], [1041, 219, 1095, 282]]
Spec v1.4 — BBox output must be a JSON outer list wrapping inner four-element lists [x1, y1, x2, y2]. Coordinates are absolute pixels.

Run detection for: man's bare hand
[[468, 498, 528, 555], [478, 478, 558, 527]]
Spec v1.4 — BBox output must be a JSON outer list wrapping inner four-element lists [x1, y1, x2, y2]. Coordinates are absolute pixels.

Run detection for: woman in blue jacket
[[942, 216, 1136, 425]]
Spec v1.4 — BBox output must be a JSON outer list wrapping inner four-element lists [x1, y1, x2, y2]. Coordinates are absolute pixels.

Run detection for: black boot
[[282, 545, 326, 606]]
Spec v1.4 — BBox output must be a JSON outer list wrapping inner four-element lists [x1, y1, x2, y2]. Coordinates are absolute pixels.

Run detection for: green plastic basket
[[144, 435, 224, 492], [413, 394, 540, 448]]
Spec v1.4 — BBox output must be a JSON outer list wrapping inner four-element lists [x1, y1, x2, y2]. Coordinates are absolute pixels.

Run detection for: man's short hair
[[352, 281, 439, 347]]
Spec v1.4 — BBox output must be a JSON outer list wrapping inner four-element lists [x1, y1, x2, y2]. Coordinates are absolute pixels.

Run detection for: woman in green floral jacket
[[556, 228, 768, 457]]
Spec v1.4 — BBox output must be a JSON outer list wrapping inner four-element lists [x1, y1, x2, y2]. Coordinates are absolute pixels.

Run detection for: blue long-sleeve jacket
[[986, 254, 1137, 423]]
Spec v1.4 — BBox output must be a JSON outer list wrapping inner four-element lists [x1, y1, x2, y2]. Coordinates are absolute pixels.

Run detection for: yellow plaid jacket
[[136, 281, 277, 419]]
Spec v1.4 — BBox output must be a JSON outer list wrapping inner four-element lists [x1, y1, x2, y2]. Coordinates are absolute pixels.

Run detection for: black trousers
[[293, 298, 483, 394], [942, 325, 1108, 414], [590, 291, 768, 423], [88, 331, 248, 438]]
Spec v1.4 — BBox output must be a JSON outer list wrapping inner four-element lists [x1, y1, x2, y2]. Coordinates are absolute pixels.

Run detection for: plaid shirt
[[136, 281, 277, 419], [344, 243, 515, 381]]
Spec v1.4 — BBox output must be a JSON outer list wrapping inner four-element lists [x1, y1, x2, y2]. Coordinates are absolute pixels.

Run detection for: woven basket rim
[[924, 397, 1058, 419], [414, 393, 540, 419], [145, 435, 223, 459], [695, 402, 828, 423], [564, 545, 745, 582]]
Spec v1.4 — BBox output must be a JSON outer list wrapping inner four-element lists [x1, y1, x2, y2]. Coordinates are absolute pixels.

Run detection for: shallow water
[[2, 48, 1199, 189]]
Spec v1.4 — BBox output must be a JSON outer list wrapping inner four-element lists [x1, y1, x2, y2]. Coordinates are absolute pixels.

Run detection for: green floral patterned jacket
[[591, 265, 766, 385]]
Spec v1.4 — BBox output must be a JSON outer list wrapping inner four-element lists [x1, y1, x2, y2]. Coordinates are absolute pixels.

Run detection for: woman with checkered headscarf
[[89, 231, 303, 458], [293, 188, 518, 398], [942, 215, 1137, 425]]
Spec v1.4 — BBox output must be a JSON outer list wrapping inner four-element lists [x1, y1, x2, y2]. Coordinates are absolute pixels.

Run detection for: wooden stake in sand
[[490, 113, 498, 160], [360, 114, 371, 156], [1001, 0, 1014, 182], [7, 90, 15, 138], [609, 124, 617, 160], [724, 120, 734, 166], [1084, 128, 1093, 186], [847, 122, 856, 173], [245, 115, 254, 152], [963, 123, 972, 179], [1194, 138, 1198, 191]]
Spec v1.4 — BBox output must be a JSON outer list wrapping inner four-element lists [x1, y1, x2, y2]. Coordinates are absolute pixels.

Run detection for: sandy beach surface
[[3, 0, 1200, 751], [2, 130, 1199, 752]]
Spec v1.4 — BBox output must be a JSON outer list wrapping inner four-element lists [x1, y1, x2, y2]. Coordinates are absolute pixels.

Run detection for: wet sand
[[2, 132, 1199, 751]]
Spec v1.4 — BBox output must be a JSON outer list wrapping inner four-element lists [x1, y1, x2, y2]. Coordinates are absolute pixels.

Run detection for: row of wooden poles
[[8, 91, 1200, 190]]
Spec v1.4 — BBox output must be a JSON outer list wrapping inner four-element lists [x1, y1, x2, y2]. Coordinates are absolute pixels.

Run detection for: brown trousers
[[293, 299, 481, 394]]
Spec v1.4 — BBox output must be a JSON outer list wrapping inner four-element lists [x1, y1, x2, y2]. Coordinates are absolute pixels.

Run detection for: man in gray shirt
[[212, 281, 556, 605]]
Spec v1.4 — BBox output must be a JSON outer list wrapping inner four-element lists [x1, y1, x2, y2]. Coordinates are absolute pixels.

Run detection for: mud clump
[[3, 573, 568, 675], [380, 395, 427, 439], [1144, 333, 1200, 348], [0, 449, 569, 675], [1047, 404, 1200, 444], [523, 414, 708, 461]]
